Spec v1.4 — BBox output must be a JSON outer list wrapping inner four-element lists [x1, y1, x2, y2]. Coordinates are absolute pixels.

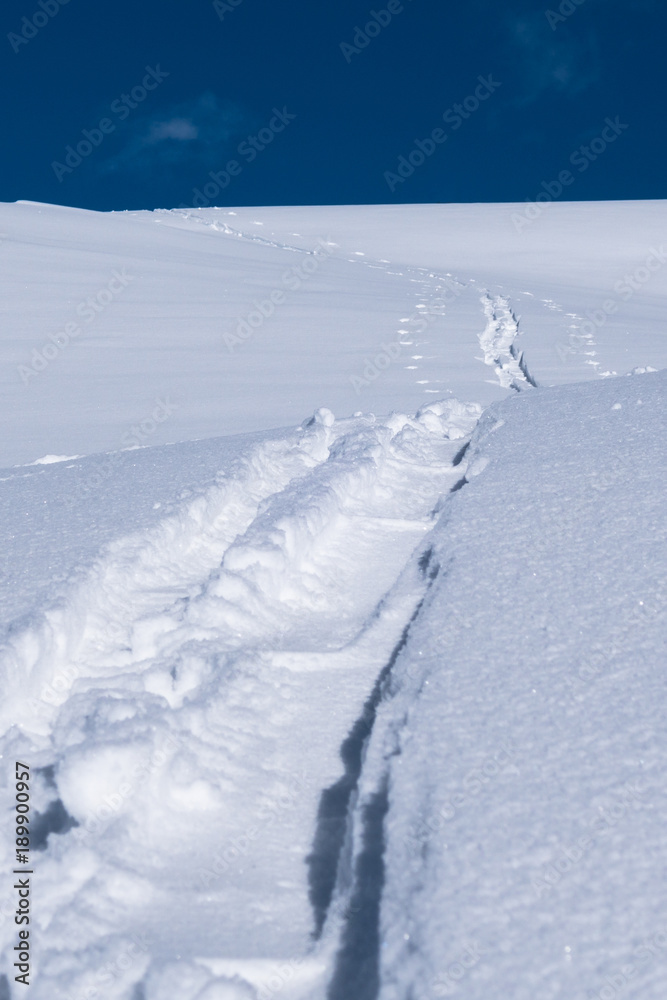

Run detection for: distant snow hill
[[1, 199, 666, 467], [0, 200, 666, 999]]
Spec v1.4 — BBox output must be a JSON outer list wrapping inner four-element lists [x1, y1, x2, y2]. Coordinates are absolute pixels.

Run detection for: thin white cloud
[[148, 118, 200, 142], [101, 93, 253, 175]]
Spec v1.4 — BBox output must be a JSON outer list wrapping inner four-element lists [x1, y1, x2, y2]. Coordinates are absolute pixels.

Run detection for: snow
[[2, 199, 666, 467], [344, 370, 667, 1000], [0, 199, 666, 999]]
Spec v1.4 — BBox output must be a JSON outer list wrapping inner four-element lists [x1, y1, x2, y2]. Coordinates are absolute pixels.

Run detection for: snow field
[[4, 199, 667, 469], [350, 370, 667, 1000]]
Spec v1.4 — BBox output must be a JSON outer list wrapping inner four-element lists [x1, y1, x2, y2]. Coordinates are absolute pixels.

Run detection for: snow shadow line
[[307, 547, 440, 998], [326, 778, 389, 1000], [306, 654, 395, 942], [306, 561, 434, 941]]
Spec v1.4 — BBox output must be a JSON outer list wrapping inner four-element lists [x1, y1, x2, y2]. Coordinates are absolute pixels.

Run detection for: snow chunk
[[25, 454, 81, 465], [416, 398, 483, 439], [302, 406, 335, 428], [56, 738, 154, 826]]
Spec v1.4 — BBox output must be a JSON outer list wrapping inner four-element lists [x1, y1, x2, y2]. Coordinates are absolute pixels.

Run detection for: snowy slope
[[2, 200, 666, 466], [337, 369, 667, 1000], [0, 200, 666, 999]]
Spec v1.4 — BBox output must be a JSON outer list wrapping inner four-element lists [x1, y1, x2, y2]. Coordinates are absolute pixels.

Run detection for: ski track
[[162, 210, 470, 397], [0, 398, 482, 999], [478, 293, 538, 391], [171, 216, 542, 401]]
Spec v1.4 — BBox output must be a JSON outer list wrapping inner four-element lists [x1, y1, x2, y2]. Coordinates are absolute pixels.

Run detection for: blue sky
[[1, 0, 664, 210]]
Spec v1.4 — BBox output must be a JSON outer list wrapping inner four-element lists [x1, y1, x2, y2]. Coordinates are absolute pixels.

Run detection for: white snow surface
[[0, 200, 666, 999], [360, 371, 667, 1000], [2, 199, 667, 467]]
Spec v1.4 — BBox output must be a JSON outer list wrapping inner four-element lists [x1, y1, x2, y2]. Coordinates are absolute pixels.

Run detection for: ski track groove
[[313, 547, 444, 1000], [0, 397, 482, 999], [173, 218, 542, 404], [165, 211, 473, 398]]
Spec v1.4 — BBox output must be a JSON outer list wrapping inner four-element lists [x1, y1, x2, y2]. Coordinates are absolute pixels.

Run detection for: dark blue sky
[[1, 0, 664, 210]]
